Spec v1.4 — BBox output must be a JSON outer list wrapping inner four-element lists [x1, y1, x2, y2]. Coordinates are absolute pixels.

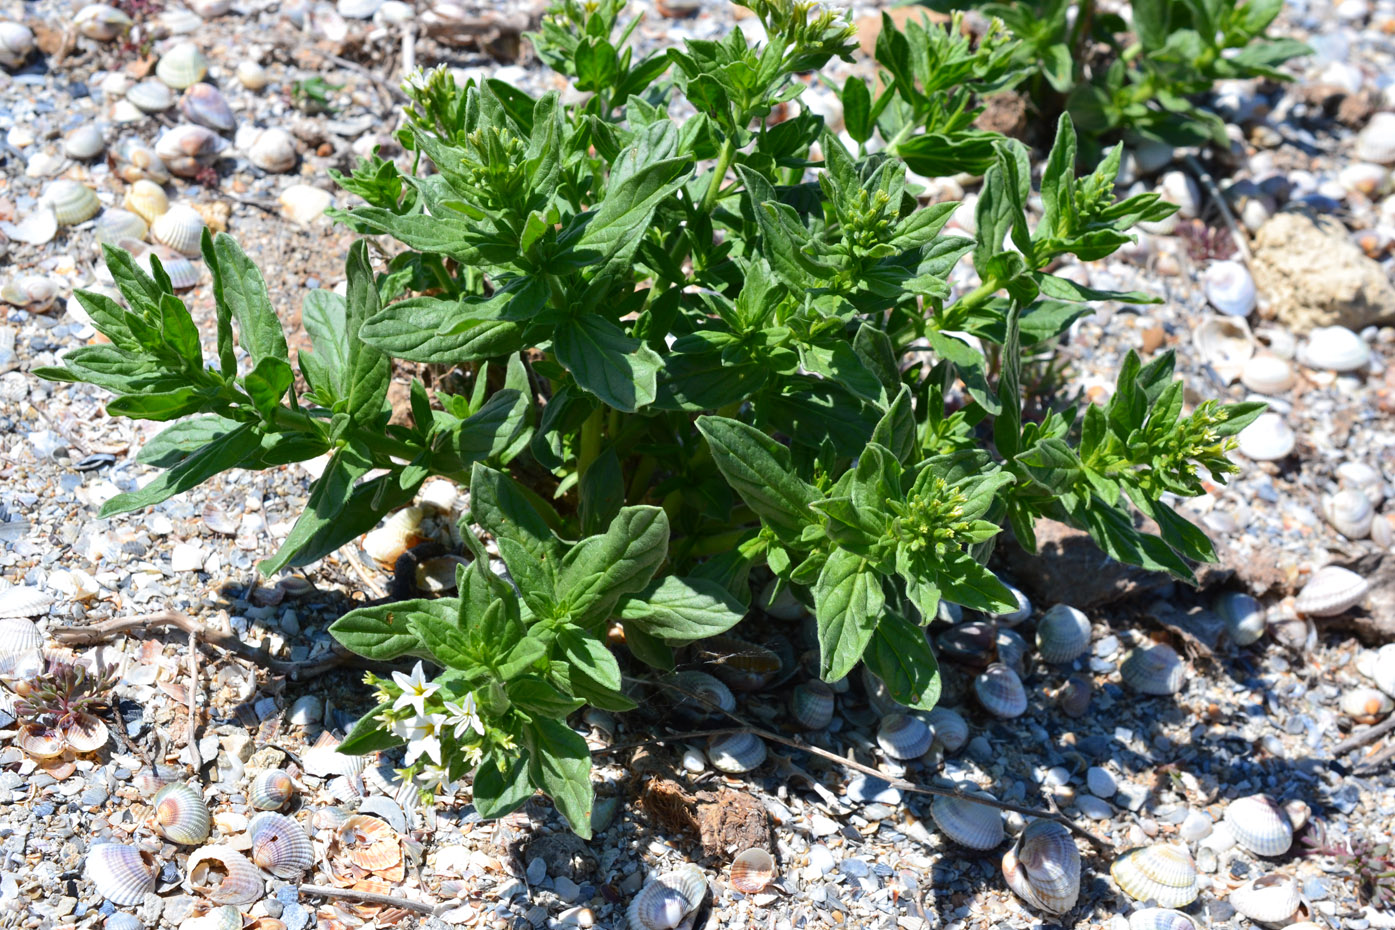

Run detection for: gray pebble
[[1044, 766, 1071, 787], [282, 902, 310, 930], [527, 856, 548, 884], [1086, 767, 1117, 798], [554, 876, 581, 903], [1075, 794, 1114, 820], [966, 736, 993, 760], [276, 885, 300, 905], [1304, 877, 1329, 900], [1114, 782, 1148, 812], [846, 774, 901, 805]]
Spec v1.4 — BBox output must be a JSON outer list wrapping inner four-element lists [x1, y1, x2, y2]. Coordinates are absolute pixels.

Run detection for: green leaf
[[695, 416, 817, 536], [523, 717, 594, 837], [863, 612, 941, 710], [328, 598, 450, 660], [616, 575, 746, 645], [105, 388, 209, 422], [243, 357, 294, 418], [99, 423, 262, 517], [337, 702, 405, 755], [927, 331, 1001, 415], [473, 752, 535, 819], [556, 626, 622, 691], [578, 447, 624, 535], [553, 314, 662, 413], [260, 443, 373, 575], [361, 295, 524, 364], [202, 232, 288, 367], [842, 76, 873, 144], [814, 547, 885, 681], [409, 608, 476, 670], [344, 241, 391, 425], [300, 289, 350, 399], [620, 622, 675, 670], [469, 463, 562, 562], [558, 506, 669, 627], [508, 676, 586, 717], [935, 552, 1017, 613]]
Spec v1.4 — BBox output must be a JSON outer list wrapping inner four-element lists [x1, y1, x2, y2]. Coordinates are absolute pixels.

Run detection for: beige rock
[[1251, 211, 1395, 333]]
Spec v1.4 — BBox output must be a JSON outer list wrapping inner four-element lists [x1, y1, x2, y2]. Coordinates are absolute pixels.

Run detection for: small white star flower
[[443, 693, 487, 740], [401, 712, 446, 766], [392, 662, 439, 716]]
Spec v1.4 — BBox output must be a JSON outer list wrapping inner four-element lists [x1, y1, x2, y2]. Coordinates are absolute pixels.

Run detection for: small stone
[[160, 895, 196, 925], [1179, 809, 1213, 842], [288, 695, 323, 726], [1086, 767, 1117, 798], [553, 876, 581, 903], [810, 814, 840, 837], [282, 902, 310, 930], [846, 774, 901, 805], [808, 844, 835, 875], [170, 542, 205, 572], [681, 746, 706, 773], [275, 885, 300, 905], [1114, 782, 1148, 812], [1075, 794, 1114, 820], [526, 856, 548, 884], [1043, 766, 1071, 787]]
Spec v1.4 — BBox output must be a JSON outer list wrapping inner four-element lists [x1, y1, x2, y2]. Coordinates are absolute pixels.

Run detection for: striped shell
[[0, 586, 52, 619], [86, 844, 159, 906], [186, 845, 264, 905], [628, 864, 707, 930], [41, 180, 101, 225], [338, 814, 402, 872], [302, 739, 366, 778], [17, 724, 66, 759], [1035, 605, 1091, 664], [150, 204, 205, 255], [1294, 565, 1368, 617], [789, 680, 834, 730], [937, 621, 998, 668], [362, 506, 424, 567], [154, 782, 211, 845], [105, 913, 144, 930], [664, 670, 735, 717], [861, 666, 905, 717], [1323, 488, 1375, 540], [127, 79, 175, 113], [1120, 643, 1185, 695], [95, 208, 149, 246], [1223, 794, 1293, 857], [1341, 687, 1394, 723], [974, 663, 1027, 718], [140, 246, 200, 289], [112, 137, 170, 183], [1230, 873, 1302, 926], [179, 83, 236, 132], [249, 811, 314, 878], [0, 613, 44, 652], [249, 769, 295, 810], [924, 706, 968, 752], [931, 786, 1005, 850], [1110, 845, 1199, 908], [1215, 591, 1265, 646], [123, 180, 170, 225], [877, 713, 933, 760], [1001, 820, 1080, 915], [698, 635, 781, 692], [75, 4, 133, 40], [64, 712, 110, 753], [707, 732, 766, 773], [729, 848, 776, 894], [155, 42, 209, 89], [1128, 908, 1200, 930]]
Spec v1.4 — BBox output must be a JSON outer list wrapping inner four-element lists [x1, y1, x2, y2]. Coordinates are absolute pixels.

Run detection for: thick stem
[[699, 136, 738, 217], [577, 406, 603, 478]]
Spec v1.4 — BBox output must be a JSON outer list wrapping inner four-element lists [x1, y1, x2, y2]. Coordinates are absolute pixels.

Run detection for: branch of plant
[[1332, 712, 1395, 757], [186, 630, 201, 776], [298, 883, 443, 916]]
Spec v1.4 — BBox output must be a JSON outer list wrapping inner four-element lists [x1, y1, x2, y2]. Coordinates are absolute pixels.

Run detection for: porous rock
[[698, 787, 772, 861], [1250, 211, 1395, 334]]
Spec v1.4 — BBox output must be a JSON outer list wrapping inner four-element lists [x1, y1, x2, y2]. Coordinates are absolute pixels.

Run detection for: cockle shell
[[937, 621, 998, 668], [1355, 112, 1395, 165], [95, 208, 149, 246], [664, 670, 735, 717], [247, 127, 297, 173], [931, 785, 1005, 850], [1340, 687, 1393, 724], [1322, 488, 1375, 539], [1294, 565, 1369, 617], [0, 614, 43, 668], [1, 274, 60, 310], [65, 124, 107, 160], [155, 42, 209, 89], [112, 136, 171, 183], [1215, 591, 1265, 646], [64, 712, 109, 753], [995, 628, 1030, 676], [729, 848, 776, 894], [1203, 261, 1257, 317], [0, 21, 35, 70], [789, 680, 834, 730], [0, 587, 53, 618], [1299, 326, 1371, 373], [41, 179, 101, 225], [699, 635, 781, 692], [991, 583, 1033, 625], [139, 245, 201, 289], [1224, 794, 1293, 857], [1121, 643, 1186, 696], [1035, 605, 1091, 664], [362, 506, 425, 567], [1236, 413, 1295, 461], [86, 844, 159, 906], [1193, 315, 1254, 382], [154, 782, 212, 845], [1240, 355, 1295, 395], [1110, 845, 1199, 908], [877, 713, 933, 760], [179, 83, 236, 132], [1001, 820, 1080, 915], [1057, 675, 1091, 717], [707, 732, 766, 773], [17, 724, 65, 758], [249, 770, 295, 810], [75, 4, 132, 40], [236, 61, 269, 91], [150, 204, 206, 256], [338, 813, 402, 872], [249, 811, 314, 878], [627, 864, 707, 930], [924, 706, 968, 752], [1230, 873, 1302, 926], [127, 79, 176, 113], [186, 845, 264, 905], [124, 179, 170, 225], [107, 913, 145, 930], [1128, 908, 1200, 930], [974, 663, 1027, 718]]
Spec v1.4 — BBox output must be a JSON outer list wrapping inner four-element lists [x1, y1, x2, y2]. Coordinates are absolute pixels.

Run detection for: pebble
[[808, 845, 835, 875], [526, 857, 548, 885], [553, 876, 581, 903], [1085, 766, 1117, 798], [1179, 809, 1213, 841], [288, 694, 323, 725], [1075, 794, 1114, 820], [282, 903, 310, 930], [846, 774, 901, 805], [170, 542, 205, 572], [809, 814, 840, 837], [1114, 781, 1148, 812]]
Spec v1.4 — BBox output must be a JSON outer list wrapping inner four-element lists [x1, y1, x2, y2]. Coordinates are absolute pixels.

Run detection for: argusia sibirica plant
[[38, 0, 1263, 835]]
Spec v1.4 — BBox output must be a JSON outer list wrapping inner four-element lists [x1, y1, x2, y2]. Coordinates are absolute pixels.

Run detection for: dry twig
[[298, 883, 442, 916], [186, 630, 201, 774], [1333, 713, 1395, 757]]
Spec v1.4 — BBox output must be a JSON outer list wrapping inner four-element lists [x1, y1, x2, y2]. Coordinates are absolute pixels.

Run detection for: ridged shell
[[789, 680, 834, 730], [302, 740, 366, 778], [1322, 488, 1375, 540], [150, 204, 205, 255], [877, 713, 933, 760], [106, 913, 145, 930], [247, 128, 297, 173], [1294, 565, 1369, 617], [699, 635, 781, 692], [0, 616, 44, 675], [154, 782, 212, 845], [1001, 820, 1080, 915], [931, 786, 1005, 850], [41, 180, 101, 225], [1109, 845, 1199, 908], [362, 506, 424, 567], [1, 273, 59, 309], [0, 587, 53, 618], [154, 124, 228, 177], [664, 670, 736, 717], [924, 706, 968, 752], [179, 83, 236, 132], [1202, 260, 1256, 317], [991, 583, 1033, 624], [1224, 794, 1293, 857], [186, 845, 264, 905], [95, 208, 149, 246], [17, 724, 66, 758], [1340, 687, 1393, 723], [127, 79, 175, 113], [1127, 908, 1200, 930], [75, 4, 133, 40], [1240, 355, 1295, 395], [1356, 112, 1395, 165], [1215, 591, 1265, 646], [156, 43, 209, 89], [1230, 873, 1302, 926], [707, 732, 766, 773], [1035, 605, 1091, 664], [123, 180, 170, 225], [729, 848, 776, 894], [139, 246, 201, 289], [938, 621, 997, 669], [249, 769, 295, 810], [1120, 643, 1185, 696], [1300, 326, 1371, 373], [1236, 413, 1295, 462], [0, 21, 34, 69], [974, 663, 1027, 718], [65, 124, 107, 160], [249, 811, 314, 878], [627, 864, 707, 930], [64, 712, 110, 753], [1057, 675, 1091, 718], [86, 844, 159, 906], [338, 814, 401, 872], [112, 137, 170, 183]]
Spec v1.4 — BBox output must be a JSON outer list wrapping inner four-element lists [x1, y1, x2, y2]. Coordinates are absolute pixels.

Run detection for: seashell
[[153, 123, 229, 178], [729, 848, 777, 894], [154, 782, 212, 845], [1337, 462, 1385, 506], [877, 713, 933, 760], [302, 737, 367, 778], [1158, 170, 1201, 218], [1373, 643, 1395, 699], [1192, 315, 1254, 381], [664, 670, 736, 718], [3, 204, 58, 245], [186, 845, 264, 905], [707, 732, 766, 773], [75, 4, 133, 40], [1339, 163, 1392, 197], [127, 79, 175, 113], [974, 663, 1027, 718], [337, 814, 402, 872], [362, 506, 425, 567], [1323, 488, 1375, 540], [279, 183, 334, 225], [150, 204, 206, 256], [17, 723, 66, 759], [0, 617, 43, 676], [189, 0, 234, 17], [861, 665, 906, 717], [0, 586, 54, 618], [112, 136, 171, 184], [931, 785, 1006, 850], [236, 61, 270, 91], [1224, 794, 1293, 857], [995, 627, 1030, 676], [107, 913, 144, 930], [1202, 261, 1257, 317], [180, 83, 236, 132], [937, 621, 998, 668], [1355, 112, 1395, 165], [991, 582, 1032, 625], [1236, 412, 1294, 462], [95, 208, 149, 247], [789, 680, 834, 730], [1, 274, 60, 310], [1299, 326, 1371, 373], [1240, 355, 1295, 395], [698, 635, 781, 691], [1127, 908, 1200, 930], [627, 863, 707, 930], [1294, 565, 1369, 617], [247, 127, 297, 173], [0, 21, 35, 70], [156, 42, 209, 89], [139, 246, 201, 289], [63, 712, 110, 753], [1283, 799, 1310, 832], [86, 844, 159, 906], [181, 905, 243, 930], [249, 811, 314, 879], [1230, 873, 1302, 926], [1034, 605, 1091, 664], [1215, 591, 1265, 647], [123, 180, 170, 225], [41, 179, 101, 226], [924, 706, 968, 752], [1057, 675, 1091, 718], [1340, 687, 1393, 724], [1001, 820, 1080, 915], [1110, 845, 1199, 908], [1120, 643, 1186, 696], [65, 125, 107, 160], [250, 770, 295, 810]]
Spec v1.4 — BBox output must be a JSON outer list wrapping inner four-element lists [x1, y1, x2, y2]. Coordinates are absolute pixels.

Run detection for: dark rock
[[995, 519, 1173, 608]]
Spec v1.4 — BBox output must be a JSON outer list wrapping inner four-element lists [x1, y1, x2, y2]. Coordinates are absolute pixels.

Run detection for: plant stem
[[699, 136, 738, 216], [578, 406, 603, 478]]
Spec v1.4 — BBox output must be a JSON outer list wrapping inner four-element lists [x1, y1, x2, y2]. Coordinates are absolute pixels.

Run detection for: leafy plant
[[1303, 820, 1395, 909], [10, 656, 119, 758], [291, 76, 344, 114], [38, 0, 1261, 835]]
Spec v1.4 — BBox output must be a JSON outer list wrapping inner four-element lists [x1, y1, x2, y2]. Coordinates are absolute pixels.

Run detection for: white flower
[[392, 662, 439, 716], [416, 763, 457, 796], [443, 693, 486, 740], [401, 712, 446, 766]]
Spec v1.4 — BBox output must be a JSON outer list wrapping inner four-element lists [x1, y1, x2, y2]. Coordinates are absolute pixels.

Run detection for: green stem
[[882, 118, 921, 158], [578, 406, 603, 478], [941, 276, 1002, 329], [699, 136, 738, 217], [546, 273, 568, 311]]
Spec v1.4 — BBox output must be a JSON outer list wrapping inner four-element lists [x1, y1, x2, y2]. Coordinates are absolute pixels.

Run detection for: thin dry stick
[[297, 883, 441, 916], [1354, 739, 1395, 775], [1333, 713, 1395, 756], [345, 552, 388, 601], [1184, 153, 1252, 265], [186, 630, 201, 774]]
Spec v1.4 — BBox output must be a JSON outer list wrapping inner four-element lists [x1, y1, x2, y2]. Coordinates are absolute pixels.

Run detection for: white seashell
[[1158, 170, 1201, 218], [156, 42, 209, 89], [374, 0, 415, 25], [1110, 845, 1199, 908], [64, 125, 107, 160], [1373, 513, 1395, 550], [154, 124, 228, 178], [974, 663, 1027, 718], [150, 204, 206, 256], [25, 150, 68, 180], [1224, 794, 1293, 857], [931, 785, 1005, 850], [188, 0, 233, 16], [789, 680, 835, 730], [1373, 643, 1395, 699], [95, 208, 149, 247], [1355, 112, 1395, 165], [1294, 565, 1369, 617], [1299, 326, 1371, 373], [112, 136, 171, 183], [1128, 908, 1200, 930], [85, 844, 159, 906], [248, 127, 298, 173], [1001, 820, 1080, 915], [236, 61, 269, 91], [1340, 162, 1392, 197], [1215, 591, 1265, 646], [75, 4, 132, 40], [1340, 687, 1394, 723], [160, 8, 203, 32], [1202, 260, 1257, 317], [1240, 355, 1295, 394], [154, 782, 212, 845], [0, 586, 54, 618], [123, 179, 170, 225], [1120, 643, 1185, 696], [2, 205, 59, 245], [185, 845, 264, 905], [1230, 873, 1302, 926], [0, 21, 35, 70], [1034, 605, 1091, 664], [1192, 315, 1254, 383], [179, 83, 236, 132], [41, 179, 101, 226], [1337, 462, 1385, 506], [924, 706, 968, 753], [107, 913, 145, 930], [249, 811, 314, 879], [140, 246, 201, 289], [1, 274, 61, 310], [877, 714, 933, 760], [729, 848, 777, 894], [302, 740, 368, 778], [627, 864, 707, 930], [127, 79, 176, 113], [338, 0, 384, 17], [707, 732, 766, 773], [362, 506, 425, 567], [417, 479, 460, 513], [1322, 488, 1375, 540], [1236, 413, 1295, 462], [0, 616, 44, 675]]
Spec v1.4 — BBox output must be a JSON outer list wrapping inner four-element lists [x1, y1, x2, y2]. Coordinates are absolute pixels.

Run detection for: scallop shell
[[95, 208, 149, 246], [931, 785, 1005, 850], [1202, 261, 1256, 317], [249, 769, 295, 810], [236, 61, 269, 91], [106, 913, 145, 930], [154, 124, 228, 177], [1294, 565, 1369, 617], [707, 732, 766, 773], [1300, 326, 1371, 373], [1215, 591, 1265, 646], [179, 83, 236, 132], [1224, 794, 1293, 857], [112, 137, 171, 183], [1322, 488, 1375, 540], [247, 127, 297, 173], [362, 506, 425, 567], [789, 680, 834, 730], [664, 670, 736, 717], [75, 4, 133, 40], [63, 712, 111, 753], [186, 845, 264, 905], [127, 79, 176, 113], [698, 635, 781, 692], [1057, 675, 1091, 717], [17, 723, 66, 759], [1230, 873, 1302, 926], [0, 586, 53, 618], [937, 621, 998, 668], [1127, 908, 1200, 930], [729, 848, 776, 894], [1035, 605, 1091, 664], [123, 180, 170, 225], [627, 864, 707, 930], [0, 21, 35, 69], [974, 663, 1027, 718], [1240, 355, 1295, 395], [154, 782, 212, 845], [877, 713, 933, 760], [249, 811, 314, 879], [1340, 687, 1393, 723], [41, 179, 101, 226], [139, 246, 201, 289], [924, 706, 968, 753], [1355, 112, 1395, 165], [1001, 820, 1080, 915], [150, 204, 206, 256], [1120, 643, 1185, 696], [156, 42, 209, 89], [0, 615, 44, 668], [1236, 413, 1295, 462], [1110, 845, 1199, 908], [65, 124, 107, 160], [86, 844, 159, 906]]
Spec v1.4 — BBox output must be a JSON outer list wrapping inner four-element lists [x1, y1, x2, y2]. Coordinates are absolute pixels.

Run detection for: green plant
[[11, 656, 119, 757], [37, 0, 1261, 835], [291, 75, 344, 114], [1303, 821, 1395, 909]]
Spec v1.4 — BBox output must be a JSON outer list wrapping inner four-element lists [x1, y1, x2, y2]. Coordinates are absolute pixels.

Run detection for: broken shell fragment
[[362, 506, 425, 567], [1229, 873, 1302, 926], [154, 124, 228, 177], [186, 845, 264, 905], [698, 634, 781, 692]]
